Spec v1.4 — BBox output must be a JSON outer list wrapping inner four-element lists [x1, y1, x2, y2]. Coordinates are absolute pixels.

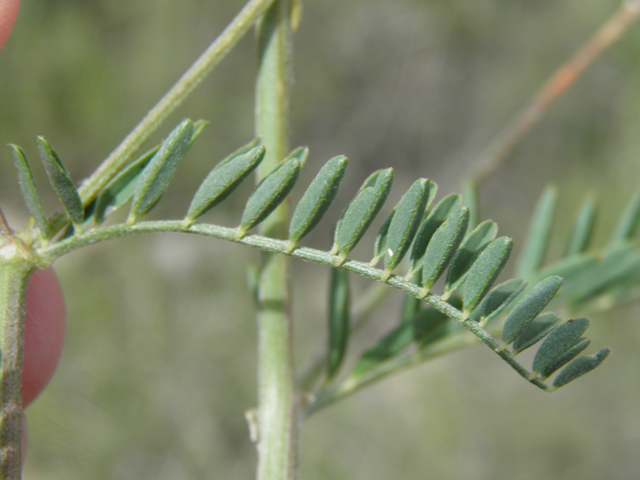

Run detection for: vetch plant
[[2, 0, 640, 479]]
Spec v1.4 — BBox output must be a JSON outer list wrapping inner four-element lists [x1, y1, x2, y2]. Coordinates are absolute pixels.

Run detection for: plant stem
[[0, 248, 35, 480], [255, 2, 297, 480], [470, 1, 640, 187], [47, 0, 277, 234]]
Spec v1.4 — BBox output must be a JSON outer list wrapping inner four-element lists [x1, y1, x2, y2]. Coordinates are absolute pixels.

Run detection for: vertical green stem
[[0, 254, 35, 480], [254, 2, 297, 480]]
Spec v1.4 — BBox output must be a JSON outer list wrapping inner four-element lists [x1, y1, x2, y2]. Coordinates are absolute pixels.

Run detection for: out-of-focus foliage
[[1, 0, 640, 479]]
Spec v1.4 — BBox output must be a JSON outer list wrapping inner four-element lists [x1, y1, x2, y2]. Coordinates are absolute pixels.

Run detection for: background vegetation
[[1, 0, 640, 479]]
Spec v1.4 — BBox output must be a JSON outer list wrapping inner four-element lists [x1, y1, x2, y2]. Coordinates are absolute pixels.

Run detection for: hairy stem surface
[[255, 2, 298, 479]]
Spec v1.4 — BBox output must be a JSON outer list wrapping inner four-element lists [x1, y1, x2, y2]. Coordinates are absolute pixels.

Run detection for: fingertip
[[0, 0, 21, 50], [22, 267, 66, 407]]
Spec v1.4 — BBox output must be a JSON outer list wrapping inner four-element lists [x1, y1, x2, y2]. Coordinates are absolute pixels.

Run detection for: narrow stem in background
[[47, 0, 277, 234], [471, 1, 640, 187], [254, 2, 298, 480], [0, 255, 35, 480]]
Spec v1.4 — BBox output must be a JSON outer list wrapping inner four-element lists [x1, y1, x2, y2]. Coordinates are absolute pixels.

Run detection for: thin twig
[[471, 1, 640, 187]]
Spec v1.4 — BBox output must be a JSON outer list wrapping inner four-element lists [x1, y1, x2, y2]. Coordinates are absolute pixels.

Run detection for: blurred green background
[[2, 0, 640, 479]]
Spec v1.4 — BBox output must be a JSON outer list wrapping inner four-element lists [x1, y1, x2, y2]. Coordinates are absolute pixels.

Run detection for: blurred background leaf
[[2, 0, 640, 479]]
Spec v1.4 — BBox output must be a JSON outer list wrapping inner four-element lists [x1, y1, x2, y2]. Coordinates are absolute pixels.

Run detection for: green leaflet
[[288, 155, 348, 250], [539, 337, 591, 380], [408, 193, 458, 276], [461, 181, 478, 232], [516, 185, 557, 279], [334, 168, 394, 261], [285, 146, 310, 168], [565, 194, 596, 256], [351, 303, 449, 377], [371, 213, 393, 267], [94, 145, 160, 225], [400, 275, 423, 324], [420, 207, 469, 293], [419, 298, 464, 349], [37, 137, 84, 228], [512, 312, 560, 355], [501, 276, 562, 345], [237, 156, 301, 237], [185, 144, 266, 226], [478, 278, 527, 326], [445, 220, 498, 295], [537, 253, 598, 295], [333, 169, 391, 250], [569, 245, 640, 306], [532, 317, 590, 374], [328, 268, 350, 379], [610, 189, 640, 245], [11, 145, 50, 238], [552, 348, 611, 389], [461, 236, 513, 312], [128, 119, 194, 224], [383, 179, 434, 276]]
